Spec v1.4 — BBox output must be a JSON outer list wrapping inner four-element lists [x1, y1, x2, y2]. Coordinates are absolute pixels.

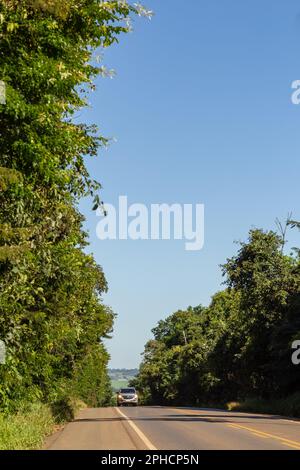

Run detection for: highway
[[46, 406, 300, 450]]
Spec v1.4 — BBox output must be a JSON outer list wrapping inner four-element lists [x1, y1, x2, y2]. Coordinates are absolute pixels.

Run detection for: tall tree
[[134, 227, 300, 409], [0, 0, 151, 409]]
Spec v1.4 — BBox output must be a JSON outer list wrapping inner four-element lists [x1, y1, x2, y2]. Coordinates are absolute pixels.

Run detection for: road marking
[[168, 407, 300, 426], [114, 408, 157, 451], [249, 432, 269, 439], [227, 422, 300, 449], [283, 442, 300, 450], [228, 423, 269, 439]]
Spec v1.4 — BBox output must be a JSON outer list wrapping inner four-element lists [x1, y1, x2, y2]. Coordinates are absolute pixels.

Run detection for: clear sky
[[79, 0, 300, 368]]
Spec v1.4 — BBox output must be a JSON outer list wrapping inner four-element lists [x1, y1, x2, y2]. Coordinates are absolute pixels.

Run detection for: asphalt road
[[46, 406, 300, 450]]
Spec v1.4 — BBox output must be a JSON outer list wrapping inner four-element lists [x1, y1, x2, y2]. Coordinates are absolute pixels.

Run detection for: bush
[[71, 346, 114, 408], [227, 393, 300, 418], [50, 397, 76, 423]]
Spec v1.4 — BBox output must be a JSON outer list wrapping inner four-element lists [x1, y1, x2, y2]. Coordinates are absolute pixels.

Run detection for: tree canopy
[[133, 227, 300, 409], [0, 0, 150, 410]]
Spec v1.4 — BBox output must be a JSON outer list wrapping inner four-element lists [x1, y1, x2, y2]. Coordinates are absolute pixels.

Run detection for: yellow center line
[[283, 443, 300, 450], [228, 423, 269, 439], [250, 432, 269, 439], [168, 408, 300, 449], [227, 422, 300, 449]]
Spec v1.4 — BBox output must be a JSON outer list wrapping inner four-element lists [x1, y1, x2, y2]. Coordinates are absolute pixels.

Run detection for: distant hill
[[108, 369, 139, 392]]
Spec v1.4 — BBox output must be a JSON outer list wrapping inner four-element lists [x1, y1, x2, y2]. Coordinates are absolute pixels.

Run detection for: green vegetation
[[0, 402, 55, 450], [109, 369, 138, 391], [132, 225, 300, 417], [226, 393, 300, 418], [0, 398, 87, 449], [0, 0, 149, 447], [111, 379, 129, 391]]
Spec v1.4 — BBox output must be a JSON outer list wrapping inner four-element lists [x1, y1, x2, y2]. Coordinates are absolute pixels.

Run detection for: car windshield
[[120, 388, 135, 394]]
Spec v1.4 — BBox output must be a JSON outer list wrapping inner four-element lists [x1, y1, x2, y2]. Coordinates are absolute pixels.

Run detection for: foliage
[[133, 227, 300, 411], [0, 0, 148, 411], [71, 344, 114, 407], [0, 402, 55, 450], [227, 393, 300, 418]]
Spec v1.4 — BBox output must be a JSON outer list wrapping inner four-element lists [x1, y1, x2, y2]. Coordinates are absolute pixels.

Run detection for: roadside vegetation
[[0, 0, 149, 448], [0, 403, 55, 450], [227, 394, 300, 418], [132, 224, 300, 417]]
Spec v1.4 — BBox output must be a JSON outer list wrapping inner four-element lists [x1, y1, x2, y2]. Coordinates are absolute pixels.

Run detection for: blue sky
[[79, 0, 300, 368]]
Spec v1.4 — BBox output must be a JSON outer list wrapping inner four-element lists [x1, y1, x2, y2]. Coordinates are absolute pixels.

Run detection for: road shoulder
[[46, 407, 148, 450]]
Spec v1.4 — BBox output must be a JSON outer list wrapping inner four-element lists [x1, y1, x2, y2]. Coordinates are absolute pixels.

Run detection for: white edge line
[[114, 407, 157, 451]]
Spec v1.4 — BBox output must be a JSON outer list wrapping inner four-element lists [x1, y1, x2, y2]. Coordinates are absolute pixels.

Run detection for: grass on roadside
[[0, 403, 55, 450], [0, 398, 87, 450]]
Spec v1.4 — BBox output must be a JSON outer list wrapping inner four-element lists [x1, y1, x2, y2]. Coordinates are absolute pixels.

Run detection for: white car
[[117, 387, 139, 406]]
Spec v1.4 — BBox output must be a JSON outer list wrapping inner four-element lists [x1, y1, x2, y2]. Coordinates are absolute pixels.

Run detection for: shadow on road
[[71, 412, 290, 426]]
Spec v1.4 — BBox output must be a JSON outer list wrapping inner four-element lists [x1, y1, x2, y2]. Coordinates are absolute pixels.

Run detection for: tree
[[134, 227, 300, 408], [0, 0, 151, 410], [222, 229, 297, 397]]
